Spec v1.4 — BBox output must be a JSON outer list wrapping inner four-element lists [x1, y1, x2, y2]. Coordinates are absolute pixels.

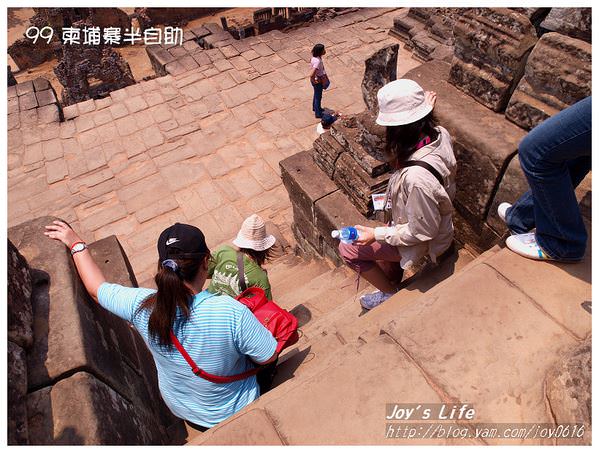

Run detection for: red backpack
[[170, 253, 299, 384]]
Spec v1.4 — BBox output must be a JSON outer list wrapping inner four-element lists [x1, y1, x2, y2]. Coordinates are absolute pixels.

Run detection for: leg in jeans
[[312, 82, 323, 118], [514, 96, 591, 260], [507, 155, 592, 234], [339, 241, 403, 293]]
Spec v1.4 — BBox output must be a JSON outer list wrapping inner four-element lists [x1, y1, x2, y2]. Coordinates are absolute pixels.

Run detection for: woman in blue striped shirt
[[45, 220, 278, 431]]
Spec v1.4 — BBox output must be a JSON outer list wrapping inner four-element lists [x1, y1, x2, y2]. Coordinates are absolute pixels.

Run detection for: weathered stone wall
[[449, 8, 538, 112], [7, 216, 181, 445], [540, 8, 591, 43], [280, 151, 377, 265], [505, 32, 591, 130], [54, 18, 136, 106], [545, 336, 592, 446], [7, 240, 34, 445]]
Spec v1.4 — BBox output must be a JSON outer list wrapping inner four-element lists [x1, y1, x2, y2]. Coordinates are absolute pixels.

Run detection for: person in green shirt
[[207, 214, 278, 393], [207, 214, 276, 301]]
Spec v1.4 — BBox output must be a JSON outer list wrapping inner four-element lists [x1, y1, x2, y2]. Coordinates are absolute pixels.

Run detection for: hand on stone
[[353, 225, 376, 246], [425, 91, 437, 108], [44, 220, 82, 248]]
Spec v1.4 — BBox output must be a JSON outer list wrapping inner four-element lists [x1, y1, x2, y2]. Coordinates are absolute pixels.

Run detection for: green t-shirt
[[207, 245, 272, 300]]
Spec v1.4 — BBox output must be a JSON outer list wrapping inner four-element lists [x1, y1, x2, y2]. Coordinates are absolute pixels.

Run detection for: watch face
[[72, 243, 86, 253]]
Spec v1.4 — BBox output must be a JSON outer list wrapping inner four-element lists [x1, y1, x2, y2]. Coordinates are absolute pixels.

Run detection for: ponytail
[[137, 258, 202, 349]]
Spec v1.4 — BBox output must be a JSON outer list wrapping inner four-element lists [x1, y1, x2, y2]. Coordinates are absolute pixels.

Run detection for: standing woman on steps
[[44, 220, 277, 432], [338, 79, 457, 310], [309, 43, 330, 119]]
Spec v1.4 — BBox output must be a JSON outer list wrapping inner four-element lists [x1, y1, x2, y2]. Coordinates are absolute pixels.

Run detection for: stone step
[[267, 257, 333, 307], [273, 245, 479, 383], [190, 243, 590, 445]]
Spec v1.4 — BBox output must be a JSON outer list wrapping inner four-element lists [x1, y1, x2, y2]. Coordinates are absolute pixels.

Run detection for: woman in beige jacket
[[339, 79, 457, 309]]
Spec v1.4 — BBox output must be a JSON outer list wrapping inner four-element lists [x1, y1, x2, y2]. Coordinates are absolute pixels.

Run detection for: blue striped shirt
[[97, 282, 277, 428]]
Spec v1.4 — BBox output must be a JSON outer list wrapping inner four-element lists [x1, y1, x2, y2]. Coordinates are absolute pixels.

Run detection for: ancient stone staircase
[[181, 242, 484, 444], [184, 236, 590, 445]]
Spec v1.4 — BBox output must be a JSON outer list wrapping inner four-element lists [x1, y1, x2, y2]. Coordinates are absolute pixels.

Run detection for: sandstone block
[[280, 150, 338, 224], [545, 336, 591, 445], [7, 217, 139, 397], [332, 152, 390, 216], [7, 240, 33, 350], [361, 44, 398, 112], [540, 8, 591, 43], [505, 33, 591, 130], [449, 8, 538, 112], [26, 372, 168, 445], [8, 341, 29, 445], [314, 190, 377, 260]]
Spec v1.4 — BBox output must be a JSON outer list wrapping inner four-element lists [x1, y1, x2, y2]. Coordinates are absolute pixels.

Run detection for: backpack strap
[[403, 160, 445, 188], [170, 331, 260, 384], [237, 251, 247, 292]]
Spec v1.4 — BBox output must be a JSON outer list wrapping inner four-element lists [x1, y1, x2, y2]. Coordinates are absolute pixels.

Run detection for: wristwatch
[[70, 241, 87, 256]]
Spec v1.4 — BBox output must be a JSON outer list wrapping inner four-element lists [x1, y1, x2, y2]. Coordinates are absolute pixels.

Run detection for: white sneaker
[[497, 202, 512, 224], [506, 232, 553, 261]]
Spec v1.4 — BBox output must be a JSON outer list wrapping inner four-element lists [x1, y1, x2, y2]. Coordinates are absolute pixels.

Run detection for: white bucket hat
[[375, 79, 432, 126], [233, 214, 276, 251]]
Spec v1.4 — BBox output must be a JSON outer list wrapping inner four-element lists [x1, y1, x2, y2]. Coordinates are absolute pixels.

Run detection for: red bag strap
[[170, 331, 260, 384]]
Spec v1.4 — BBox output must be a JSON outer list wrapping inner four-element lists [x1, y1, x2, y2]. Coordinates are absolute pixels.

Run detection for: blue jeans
[[506, 96, 591, 261], [312, 82, 323, 117]]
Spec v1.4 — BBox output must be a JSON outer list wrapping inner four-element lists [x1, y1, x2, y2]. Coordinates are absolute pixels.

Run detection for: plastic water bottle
[[331, 226, 359, 244]]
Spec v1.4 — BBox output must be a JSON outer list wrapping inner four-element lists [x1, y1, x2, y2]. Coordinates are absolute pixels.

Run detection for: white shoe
[[506, 232, 553, 261], [497, 202, 512, 224]]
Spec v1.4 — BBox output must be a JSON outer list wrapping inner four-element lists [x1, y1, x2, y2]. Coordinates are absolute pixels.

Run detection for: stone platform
[[7, 7, 414, 288]]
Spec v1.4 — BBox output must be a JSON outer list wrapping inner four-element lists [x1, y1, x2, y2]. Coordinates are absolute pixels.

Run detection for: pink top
[[310, 56, 326, 77]]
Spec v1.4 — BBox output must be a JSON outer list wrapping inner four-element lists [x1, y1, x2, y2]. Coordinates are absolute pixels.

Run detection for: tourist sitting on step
[[497, 96, 591, 262], [44, 220, 278, 432], [206, 213, 278, 393], [338, 79, 457, 310]]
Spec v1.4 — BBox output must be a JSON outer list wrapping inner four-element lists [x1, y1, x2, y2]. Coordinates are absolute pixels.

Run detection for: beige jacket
[[374, 126, 457, 269]]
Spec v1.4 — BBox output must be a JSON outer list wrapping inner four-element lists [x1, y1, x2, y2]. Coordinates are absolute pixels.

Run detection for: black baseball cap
[[157, 223, 209, 261]]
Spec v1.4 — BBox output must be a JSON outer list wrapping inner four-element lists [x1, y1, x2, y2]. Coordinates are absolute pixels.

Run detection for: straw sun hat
[[375, 79, 432, 127], [233, 214, 276, 251]]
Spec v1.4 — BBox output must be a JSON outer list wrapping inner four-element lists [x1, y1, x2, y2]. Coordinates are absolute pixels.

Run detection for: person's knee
[[338, 241, 353, 264]]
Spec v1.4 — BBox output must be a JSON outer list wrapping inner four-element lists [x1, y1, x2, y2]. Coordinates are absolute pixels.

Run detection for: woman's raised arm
[[44, 220, 107, 302]]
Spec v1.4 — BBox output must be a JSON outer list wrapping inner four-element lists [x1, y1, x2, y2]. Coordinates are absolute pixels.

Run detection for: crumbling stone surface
[[54, 19, 135, 105], [545, 336, 591, 446], [390, 8, 465, 63], [27, 371, 167, 445], [330, 114, 389, 175], [332, 152, 390, 216], [8, 217, 176, 445], [8, 240, 33, 350], [505, 32, 591, 130], [449, 8, 538, 112], [8, 341, 29, 445], [134, 7, 223, 31], [8, 38, 57, 72], [361, 44, 398, 112], [540, 8, 592, 44]]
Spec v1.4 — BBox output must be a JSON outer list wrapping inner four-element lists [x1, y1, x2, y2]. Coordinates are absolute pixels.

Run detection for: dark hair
[[240, 247, 273, 267], [136, 256, 206, 349], [385, 113, 438, 167], [312, 43, 325, 57]]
